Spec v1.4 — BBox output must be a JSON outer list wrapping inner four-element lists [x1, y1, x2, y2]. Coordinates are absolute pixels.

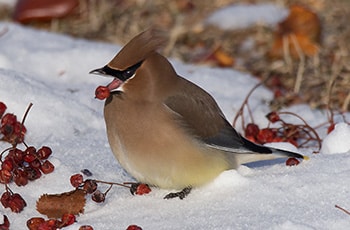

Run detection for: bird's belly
[[108, 128, 230, 189], [104, 98, 230, 189], [106, 124, 229, 189]]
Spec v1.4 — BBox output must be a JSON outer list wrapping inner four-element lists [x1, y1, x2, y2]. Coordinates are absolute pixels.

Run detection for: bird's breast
[[103, 95, 230, 189]]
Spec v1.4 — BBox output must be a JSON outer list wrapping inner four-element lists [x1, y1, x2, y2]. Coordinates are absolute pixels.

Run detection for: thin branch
[[279, 111, 322, 151], [342, 91, 350, 112], [335, 205, 350, 216], [232, 82, 263, 129], [92, 179, 131, 189], [290, 34, 305, 94], [282, 35, 293, 73]]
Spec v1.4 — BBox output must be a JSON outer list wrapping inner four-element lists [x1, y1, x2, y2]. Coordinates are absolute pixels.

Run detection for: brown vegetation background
[[1, 0, 349, 112]]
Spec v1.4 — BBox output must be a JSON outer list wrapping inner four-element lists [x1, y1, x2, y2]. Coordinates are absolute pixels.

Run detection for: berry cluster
[[233, 84, 321, 153], [70, 173, 151, 204], [0, 101, 27, 146], [1, 189, 26, 213], [70, 174, 104, 202], [27, 213, 76, 230], [245, 112, 310, 147], [244, 111, 321, 151], [0, 101, 55, 217], [0, 146, 54, 186]]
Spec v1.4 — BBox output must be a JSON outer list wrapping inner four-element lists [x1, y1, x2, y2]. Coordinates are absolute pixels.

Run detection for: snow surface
[[0, 21, 350, 230], [205, 3, 288, 30], [0, 0, 14, 7], [321, 123, 350, 155]]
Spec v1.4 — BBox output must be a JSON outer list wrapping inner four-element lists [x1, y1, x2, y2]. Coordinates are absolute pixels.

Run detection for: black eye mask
[[100, 61, 143, 81]]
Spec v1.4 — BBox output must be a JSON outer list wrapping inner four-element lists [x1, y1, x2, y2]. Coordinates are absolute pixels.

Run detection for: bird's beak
[[89, 67, 107, 76], [90, 66, 124, 92]]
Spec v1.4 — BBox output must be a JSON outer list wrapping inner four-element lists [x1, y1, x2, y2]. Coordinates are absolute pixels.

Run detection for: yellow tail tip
[[303, 155, 310, 160]]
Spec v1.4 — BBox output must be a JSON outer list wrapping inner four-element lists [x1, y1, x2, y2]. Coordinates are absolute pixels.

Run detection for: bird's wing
[[165, 76, 256, 153], [164, 76, 304, 160]]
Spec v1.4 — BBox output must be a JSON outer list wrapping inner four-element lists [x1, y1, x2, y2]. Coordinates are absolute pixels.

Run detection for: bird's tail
[[235, 137, 309, 165]]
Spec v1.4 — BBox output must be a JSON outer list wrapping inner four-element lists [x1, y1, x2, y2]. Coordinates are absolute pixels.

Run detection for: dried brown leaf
[[268, 4, 321, 59], [36, 188, 86, 218]]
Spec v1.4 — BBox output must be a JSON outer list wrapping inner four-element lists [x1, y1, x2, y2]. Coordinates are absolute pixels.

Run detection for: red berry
[[13, 169, 29, 186], [273, 89, 284, 98], [1, 191, 11, 208], [327, 123, 335, 134], [1, 113, 16, 126], [126, 225, 143, 230], [134, 184, 151, 195], [0, 169, 12, 184], [40, 160, 55, 174], [29, 159, 41, 169], [0, 215, 10, 229], [10, 148, 25, 164], [38, 219, 59, 230], [24, 146, 36, 156], [83, 179, 98, 194], [27, 217, 45, 230], [1, 159, 14, 172], [13, 121, 26, 144], [0, 123, 14, 137], [24, 153, 36, 163], [37, 146, 52, 160], [24, 167, 42, 181], [8, 193, 26, 213], [245, 123, 260, 138], [79, 225, 94, 230], [70, 174, 84, 188], [256, 128, 276, 144], [0, 102, 6, 118], [91, 190, 105, 203], [266, 111, 280, 123], [95, 86, 110, 100], [286, 157, 300, 166], [61, 213, 76, 227]]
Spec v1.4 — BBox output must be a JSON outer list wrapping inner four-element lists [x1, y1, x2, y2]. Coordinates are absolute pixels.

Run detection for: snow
[[321, 123, 350, 155], [205, 3, 288, 30], [0, 0, 14, 7], [0, 19, 350, 230]]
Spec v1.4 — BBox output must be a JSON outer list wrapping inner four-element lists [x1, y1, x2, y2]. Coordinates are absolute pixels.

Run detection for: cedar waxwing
[[90, 29, 307, 199]]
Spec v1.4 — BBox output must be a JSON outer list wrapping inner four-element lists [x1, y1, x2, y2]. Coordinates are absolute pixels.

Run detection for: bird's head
[[90, 29, 169, 95]]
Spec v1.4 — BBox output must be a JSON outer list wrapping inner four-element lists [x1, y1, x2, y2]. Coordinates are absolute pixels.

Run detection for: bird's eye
[[121, 61, 143, 80], [122, 69, 135, 79]]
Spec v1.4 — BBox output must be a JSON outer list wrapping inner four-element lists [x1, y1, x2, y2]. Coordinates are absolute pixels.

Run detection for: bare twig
[[335, 204, 350, 216], [342, 92, 350, 112], [232, 82, 263, 130], [279, 111, 322, 151], [290, 34, 305, 94], [20, 103, 33, 148], [282, 35, 293, 73], [92, 179, 131, 189]]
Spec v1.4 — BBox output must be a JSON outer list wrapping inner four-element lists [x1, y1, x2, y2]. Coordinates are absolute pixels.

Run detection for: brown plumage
[[90, 29, 306, 198]]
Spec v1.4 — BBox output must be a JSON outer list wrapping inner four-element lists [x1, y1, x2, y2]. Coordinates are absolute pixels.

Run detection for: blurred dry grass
[[0, 0, 349, 112]]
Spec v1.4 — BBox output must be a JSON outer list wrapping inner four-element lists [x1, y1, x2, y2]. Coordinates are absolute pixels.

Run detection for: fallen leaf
[[37, 189, 86, 218], [268, 4, 321, 59], [213, 47, 235, 67]]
